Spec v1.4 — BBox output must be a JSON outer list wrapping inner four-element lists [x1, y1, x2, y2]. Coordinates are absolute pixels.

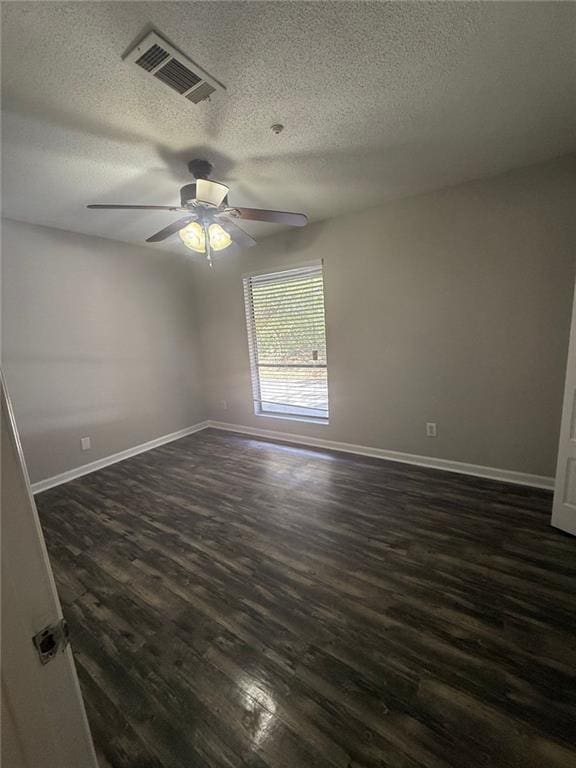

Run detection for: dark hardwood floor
[[36, 429, 576, 768]]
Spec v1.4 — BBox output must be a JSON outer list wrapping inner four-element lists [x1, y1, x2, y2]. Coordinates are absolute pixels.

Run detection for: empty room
[[1, 2, 575, 767]]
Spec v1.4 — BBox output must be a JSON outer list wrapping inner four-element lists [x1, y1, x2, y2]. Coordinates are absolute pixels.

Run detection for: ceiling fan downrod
[[188, 159, 214, 180]]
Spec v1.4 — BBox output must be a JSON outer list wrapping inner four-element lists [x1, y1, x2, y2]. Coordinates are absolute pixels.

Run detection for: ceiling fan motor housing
[[180, 183, 198, 207], [181, 160, 227, 207], [179, 183, 229, 208]]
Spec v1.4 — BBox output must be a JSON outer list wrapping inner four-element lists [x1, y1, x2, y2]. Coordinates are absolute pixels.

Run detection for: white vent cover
[[124, 31, 225, 104]]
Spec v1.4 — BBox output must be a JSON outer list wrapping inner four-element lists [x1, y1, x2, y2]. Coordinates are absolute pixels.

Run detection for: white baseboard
[[206, 420, 555, 490], [31, 417, 555, 494], [31, 421, 210, 494]]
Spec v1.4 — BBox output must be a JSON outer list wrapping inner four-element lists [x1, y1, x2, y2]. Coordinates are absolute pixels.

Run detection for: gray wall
[[192, 157, 576, 477], [1, 219, 205, 483], [3, 157, 574, 484]]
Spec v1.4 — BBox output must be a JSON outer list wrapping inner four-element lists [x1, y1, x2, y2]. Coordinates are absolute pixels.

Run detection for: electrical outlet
[[426, 422, 437, 438], [219, 400, 228, 411], [81, 436, 91, 451]]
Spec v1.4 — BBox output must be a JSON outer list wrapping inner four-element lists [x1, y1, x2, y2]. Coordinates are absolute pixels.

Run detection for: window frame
[[242, 261, 330, 425]]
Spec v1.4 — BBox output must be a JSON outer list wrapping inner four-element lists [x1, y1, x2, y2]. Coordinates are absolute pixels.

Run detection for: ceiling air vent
[[124, 31, 224, 104], [187, 82, 216, 103]]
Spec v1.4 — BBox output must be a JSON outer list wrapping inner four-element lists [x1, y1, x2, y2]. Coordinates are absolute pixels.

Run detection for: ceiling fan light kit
[[87, 158, 308, 266], [179, 221, 232, 254]]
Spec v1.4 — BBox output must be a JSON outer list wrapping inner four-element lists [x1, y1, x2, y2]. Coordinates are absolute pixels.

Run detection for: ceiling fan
[[87, 159, 308, 265]]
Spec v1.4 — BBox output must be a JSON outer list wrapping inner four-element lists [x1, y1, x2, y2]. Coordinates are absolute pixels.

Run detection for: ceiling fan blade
[[227, 207, 308, 227], [217, 216, 257, 249], [87, 204, 185, 211], [195, 179, 229, 207], [146, 216, 196, 243]]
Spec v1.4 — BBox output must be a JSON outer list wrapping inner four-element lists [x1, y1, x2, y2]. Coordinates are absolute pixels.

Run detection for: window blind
[[243, 264, 329, 421]]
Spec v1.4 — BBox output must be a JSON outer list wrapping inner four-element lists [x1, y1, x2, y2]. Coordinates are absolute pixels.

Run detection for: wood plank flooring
[[35, 429, 576, 768]]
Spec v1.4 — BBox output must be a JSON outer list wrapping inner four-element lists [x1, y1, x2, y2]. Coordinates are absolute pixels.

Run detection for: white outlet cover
[[81, 436, 91, 451]]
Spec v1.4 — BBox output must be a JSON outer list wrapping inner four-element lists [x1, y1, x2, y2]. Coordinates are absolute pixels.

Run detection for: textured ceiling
[[2, 1, 576, 255]]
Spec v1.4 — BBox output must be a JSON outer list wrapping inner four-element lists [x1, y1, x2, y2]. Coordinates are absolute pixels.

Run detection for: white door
[[552, 280, 576, 536], [1, 371, 98, 768]]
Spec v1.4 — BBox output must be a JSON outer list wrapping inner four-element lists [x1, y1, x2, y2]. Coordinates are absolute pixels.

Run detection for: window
[[243, 263, 329, 422]]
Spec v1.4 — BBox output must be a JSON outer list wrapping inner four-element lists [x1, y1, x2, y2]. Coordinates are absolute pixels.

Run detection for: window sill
[[255, 412, 330, 426]]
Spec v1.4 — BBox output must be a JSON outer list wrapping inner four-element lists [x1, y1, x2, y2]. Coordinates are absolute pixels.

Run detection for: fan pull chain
[[202, 221, 213, 268]]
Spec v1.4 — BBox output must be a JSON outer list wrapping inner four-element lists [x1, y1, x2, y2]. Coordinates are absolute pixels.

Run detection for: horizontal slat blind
[[243, 264, 329, 420]]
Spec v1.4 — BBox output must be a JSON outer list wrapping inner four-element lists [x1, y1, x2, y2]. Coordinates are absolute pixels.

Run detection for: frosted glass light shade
[[179, 222, 232, 253]]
